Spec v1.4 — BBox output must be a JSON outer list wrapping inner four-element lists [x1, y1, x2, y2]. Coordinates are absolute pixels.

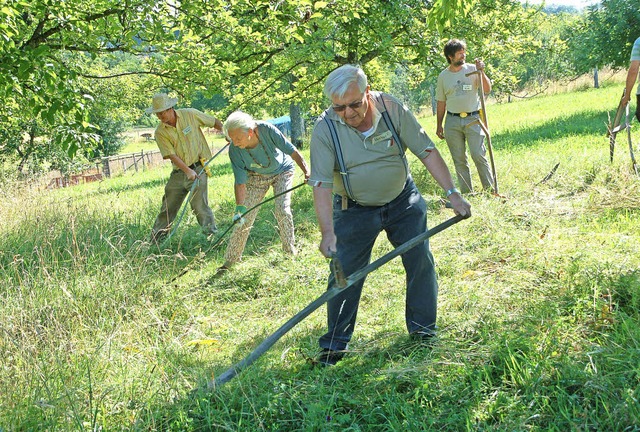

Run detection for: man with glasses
[[308, 64, 471, 366], [145, 93, 223, 242], [436, 39, 494, 194]]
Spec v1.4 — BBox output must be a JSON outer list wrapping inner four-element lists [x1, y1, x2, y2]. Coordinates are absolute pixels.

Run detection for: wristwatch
[[446, 187, 460, 197]]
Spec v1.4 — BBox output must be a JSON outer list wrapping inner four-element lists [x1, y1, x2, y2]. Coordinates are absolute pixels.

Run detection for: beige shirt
[[155, 108, 217, 166], [309, 92, 436, 206], [435, 63, 480, 113]]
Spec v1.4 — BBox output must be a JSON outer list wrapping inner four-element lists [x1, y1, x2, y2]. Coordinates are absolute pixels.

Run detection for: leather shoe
[[410, 330, 437, 345], [213, 265, 229, 278], [316, 349, 345, 366]]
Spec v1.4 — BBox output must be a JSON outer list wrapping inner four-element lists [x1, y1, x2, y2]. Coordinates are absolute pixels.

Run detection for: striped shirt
[[155, 108, 217, 166], [631, 37, 640, 61]]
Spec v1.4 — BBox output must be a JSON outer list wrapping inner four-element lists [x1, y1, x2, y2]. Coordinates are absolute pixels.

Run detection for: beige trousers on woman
[[223, 169, 296, 266]]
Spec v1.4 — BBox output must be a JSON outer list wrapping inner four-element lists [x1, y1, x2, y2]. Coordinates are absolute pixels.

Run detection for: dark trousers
[[319, 177, 438, 351]]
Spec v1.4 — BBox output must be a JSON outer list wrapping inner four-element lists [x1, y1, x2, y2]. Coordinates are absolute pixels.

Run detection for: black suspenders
[[322, 94, 407, 202]]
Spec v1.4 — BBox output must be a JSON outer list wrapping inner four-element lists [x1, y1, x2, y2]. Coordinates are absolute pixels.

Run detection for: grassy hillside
[[1, 81, 639, 431]]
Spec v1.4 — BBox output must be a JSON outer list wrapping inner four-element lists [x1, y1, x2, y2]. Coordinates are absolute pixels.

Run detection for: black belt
[[187, 161, 203, 170], [447, 110, 479, 118]]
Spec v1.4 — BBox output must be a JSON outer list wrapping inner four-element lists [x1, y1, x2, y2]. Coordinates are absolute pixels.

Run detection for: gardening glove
[[233, 205, 247, 225]]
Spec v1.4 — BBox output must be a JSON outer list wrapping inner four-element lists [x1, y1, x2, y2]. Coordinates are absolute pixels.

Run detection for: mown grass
[[1, 80, 639, 431]]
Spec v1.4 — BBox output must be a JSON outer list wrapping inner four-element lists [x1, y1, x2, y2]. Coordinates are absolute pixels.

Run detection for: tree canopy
[[1, 0, 635, 174]]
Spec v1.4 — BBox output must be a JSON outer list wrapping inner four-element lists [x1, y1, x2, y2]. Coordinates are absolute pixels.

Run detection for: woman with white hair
[[218, 111, 309, 273]]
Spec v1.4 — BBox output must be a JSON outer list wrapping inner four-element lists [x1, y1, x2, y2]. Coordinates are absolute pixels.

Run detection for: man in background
[[216, 111, 309, 274], [436, 39, 494, 194], [145, 93, 222, 242]]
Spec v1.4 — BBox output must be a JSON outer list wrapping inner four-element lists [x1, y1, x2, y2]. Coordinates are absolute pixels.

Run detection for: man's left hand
[[233, 205, 247, 224], [474, 58, 485, 71], [449, 193, 471, 218]]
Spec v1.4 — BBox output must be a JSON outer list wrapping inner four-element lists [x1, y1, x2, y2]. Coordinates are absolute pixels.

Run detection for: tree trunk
[[288, 73, 305, 148], [593, 66, 599, 89], [430, 84, 437, 116], [289, 102, 304, 149]]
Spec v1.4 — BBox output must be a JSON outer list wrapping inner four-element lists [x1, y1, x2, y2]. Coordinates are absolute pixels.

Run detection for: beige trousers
[[444, 114, 494, 193], [224, 170, 296, 265]]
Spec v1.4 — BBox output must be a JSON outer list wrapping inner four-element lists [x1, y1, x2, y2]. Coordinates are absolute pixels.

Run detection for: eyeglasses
[[332, 94, 366, 112]]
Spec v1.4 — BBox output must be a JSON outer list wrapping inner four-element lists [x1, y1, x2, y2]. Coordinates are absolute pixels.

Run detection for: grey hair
[[323, 65, 368, 99], [223, 111, 257, 139]]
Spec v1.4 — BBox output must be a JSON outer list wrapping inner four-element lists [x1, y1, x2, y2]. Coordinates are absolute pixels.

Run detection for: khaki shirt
[[435, 63, 481, 114], [309, 92, 435, 206], [155, 108, 217, 166]]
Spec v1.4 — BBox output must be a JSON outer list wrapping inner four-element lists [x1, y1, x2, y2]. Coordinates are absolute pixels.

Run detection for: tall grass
[[1, 80, 639, 430]]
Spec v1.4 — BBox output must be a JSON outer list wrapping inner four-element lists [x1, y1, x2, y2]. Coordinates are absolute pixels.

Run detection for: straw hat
[[145, 93, 178, 114]]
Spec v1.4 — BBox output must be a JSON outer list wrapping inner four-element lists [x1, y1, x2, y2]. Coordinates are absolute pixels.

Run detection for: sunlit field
[[1, 80, 639, 430]]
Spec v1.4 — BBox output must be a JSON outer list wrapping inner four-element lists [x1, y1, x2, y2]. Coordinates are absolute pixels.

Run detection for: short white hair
[[223, 111, 257, 139], [324, 64, 368, 99]]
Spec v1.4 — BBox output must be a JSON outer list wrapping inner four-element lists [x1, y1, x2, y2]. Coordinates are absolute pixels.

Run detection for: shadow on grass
[[97, 177, 167, 195], [492, 110, 610, 151], [93, 163, 234, 196]]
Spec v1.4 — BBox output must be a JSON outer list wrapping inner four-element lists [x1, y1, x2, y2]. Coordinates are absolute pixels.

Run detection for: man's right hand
[[621, 93, 630, 107], [186, 168, 197, 181], [436, 125, 445, 140], [318, 232, 337, 258]]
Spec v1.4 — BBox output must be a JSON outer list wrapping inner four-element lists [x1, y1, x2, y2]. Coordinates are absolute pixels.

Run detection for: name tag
[[372, 130, 392, 144], [182, 125, 192, 135], [462, 84, 473, 91]]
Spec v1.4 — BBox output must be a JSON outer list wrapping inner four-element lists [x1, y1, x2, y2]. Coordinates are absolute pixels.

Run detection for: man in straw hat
[[145, 93, 223, 242]]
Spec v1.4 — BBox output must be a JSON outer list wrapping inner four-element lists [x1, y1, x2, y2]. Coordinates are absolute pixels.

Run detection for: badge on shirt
[[462, 84, 473, 91], [372, 130, 392, 144], [182, 125, 192, 135]]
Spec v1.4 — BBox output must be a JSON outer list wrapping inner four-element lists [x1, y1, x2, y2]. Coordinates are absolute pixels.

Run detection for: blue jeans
[[319, 177, 438, 351]]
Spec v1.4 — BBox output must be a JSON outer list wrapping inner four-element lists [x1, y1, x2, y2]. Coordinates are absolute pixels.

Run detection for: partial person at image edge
[[621, 36, 640, 122]]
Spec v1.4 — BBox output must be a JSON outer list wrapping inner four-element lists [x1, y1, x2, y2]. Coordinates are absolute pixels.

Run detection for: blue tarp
[[266, 115, 291, 137]]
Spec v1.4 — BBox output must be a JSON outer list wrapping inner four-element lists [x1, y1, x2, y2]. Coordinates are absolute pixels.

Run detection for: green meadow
[[1, 81, 639, 431]]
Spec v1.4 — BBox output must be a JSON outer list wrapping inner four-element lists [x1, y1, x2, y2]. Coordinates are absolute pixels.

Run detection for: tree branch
[[23, 8, 125, 49]]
